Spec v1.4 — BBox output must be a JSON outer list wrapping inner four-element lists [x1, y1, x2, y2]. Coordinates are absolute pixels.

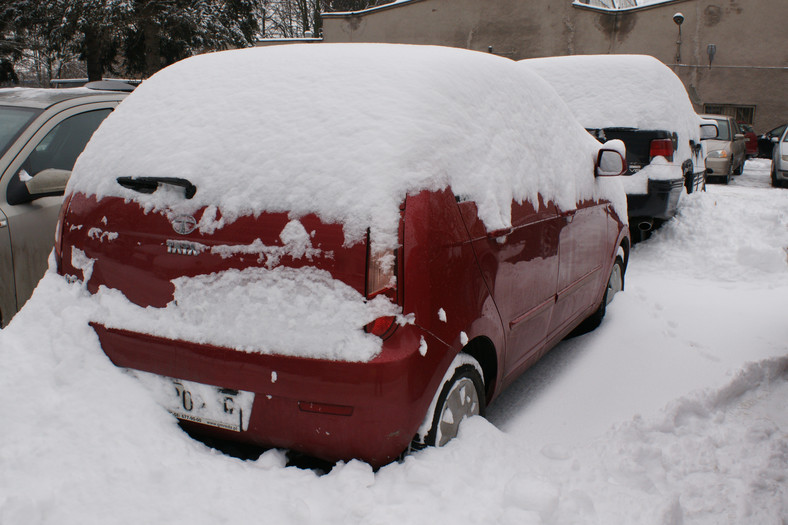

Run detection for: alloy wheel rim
[[437, 377, 480, 446]]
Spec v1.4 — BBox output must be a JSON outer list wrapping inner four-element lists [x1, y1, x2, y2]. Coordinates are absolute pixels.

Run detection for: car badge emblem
[[171, 215, 197, 235]]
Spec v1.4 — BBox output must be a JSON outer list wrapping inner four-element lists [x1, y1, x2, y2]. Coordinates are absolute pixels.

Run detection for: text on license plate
[[129, 370, 255, 432]]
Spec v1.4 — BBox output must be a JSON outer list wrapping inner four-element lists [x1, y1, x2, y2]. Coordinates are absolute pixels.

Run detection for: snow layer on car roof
[[70, 44, 625, 249], [521, 54, 701, 145]]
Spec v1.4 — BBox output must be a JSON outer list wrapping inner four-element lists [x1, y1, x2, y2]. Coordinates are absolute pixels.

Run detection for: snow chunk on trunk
[[91, 266, 403, 362]]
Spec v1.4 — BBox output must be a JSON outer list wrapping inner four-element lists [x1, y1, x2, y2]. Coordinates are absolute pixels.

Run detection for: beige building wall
[[322, 0, 788, 131]]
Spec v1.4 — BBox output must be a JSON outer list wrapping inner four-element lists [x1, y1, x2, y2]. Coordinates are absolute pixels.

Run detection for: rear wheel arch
[[462, 336, 498, 402]]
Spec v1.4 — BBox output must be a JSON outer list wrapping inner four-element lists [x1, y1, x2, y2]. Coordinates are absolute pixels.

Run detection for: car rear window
[[0, 106, 41, 158]]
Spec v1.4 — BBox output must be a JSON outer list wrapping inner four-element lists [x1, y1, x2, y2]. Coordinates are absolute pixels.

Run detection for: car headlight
[[707, 149, 728, 159]]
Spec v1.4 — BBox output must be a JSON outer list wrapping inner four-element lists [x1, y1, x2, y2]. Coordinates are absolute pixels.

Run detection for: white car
[[772, 126, 788, 188]]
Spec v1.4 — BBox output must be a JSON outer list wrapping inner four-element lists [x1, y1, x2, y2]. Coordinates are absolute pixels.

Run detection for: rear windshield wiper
[[116, 176, 197, 199]]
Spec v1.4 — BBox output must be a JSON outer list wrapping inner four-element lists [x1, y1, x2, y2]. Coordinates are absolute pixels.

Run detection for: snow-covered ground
[[0, 159, 786, 524]]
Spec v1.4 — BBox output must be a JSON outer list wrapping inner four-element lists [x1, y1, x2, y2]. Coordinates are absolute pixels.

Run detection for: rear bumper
[[92, 322, 446, 467], [626, 177, 684, 220]]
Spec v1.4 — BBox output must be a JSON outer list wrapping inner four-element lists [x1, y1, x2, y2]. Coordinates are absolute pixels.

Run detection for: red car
[[738, 122, 758, 158], [55, 44, 629, 467]]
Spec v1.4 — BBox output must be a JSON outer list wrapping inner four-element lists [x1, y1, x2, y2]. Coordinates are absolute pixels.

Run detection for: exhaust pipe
[[638, 220, 653, 232]]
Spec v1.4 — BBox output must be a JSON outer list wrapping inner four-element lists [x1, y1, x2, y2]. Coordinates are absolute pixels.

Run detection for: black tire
[[423, 358, 485, 447], [571, 255, 625, 336], [723, 173, 731, 184], [733, 158, 743, 175]]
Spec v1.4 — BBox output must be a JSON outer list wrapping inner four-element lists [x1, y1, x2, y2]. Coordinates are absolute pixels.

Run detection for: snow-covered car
[[0, 82, 130, 326], [771, 126, 788, 188], [519, 55, 708, 240], [55, 44, 629, 467], [699, 114, 747, 184]]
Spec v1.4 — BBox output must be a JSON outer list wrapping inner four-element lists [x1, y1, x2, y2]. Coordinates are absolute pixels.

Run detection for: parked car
[[758, 123, 787, 159], [737, 122, 758, 158], [0, 81, 131, 326], [700, 114, 747, 184], [520, 55, 708, 241], [55, 44, 630, 467], [771, 126, 788, 188]]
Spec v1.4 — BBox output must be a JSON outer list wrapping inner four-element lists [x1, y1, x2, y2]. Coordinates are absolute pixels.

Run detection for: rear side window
[[0, 106, 41, 158], [23, 109, 112, 175]]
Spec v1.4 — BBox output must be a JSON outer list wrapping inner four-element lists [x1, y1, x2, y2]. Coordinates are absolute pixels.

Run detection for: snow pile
[[69, 44, 625, 250], [633, 159, 788, 282], [88, 265, 401, 361]]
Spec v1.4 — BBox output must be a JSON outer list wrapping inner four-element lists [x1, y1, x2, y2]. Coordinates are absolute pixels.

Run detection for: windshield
[[711, 118, 731, 141], [0, 106, 41, 158]]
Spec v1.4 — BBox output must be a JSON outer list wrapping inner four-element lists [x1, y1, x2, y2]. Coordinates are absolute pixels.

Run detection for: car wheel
[[421, 355, 485, 447], [733, 159, 743, 175], [723, 173, 731, 184], [571, 255, 625, 335]]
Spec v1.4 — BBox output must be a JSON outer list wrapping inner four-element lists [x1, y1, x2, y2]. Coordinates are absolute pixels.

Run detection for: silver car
[[772, 126, 788, 188], [700, 114, 747, 184], [0, 82, 130, 326]]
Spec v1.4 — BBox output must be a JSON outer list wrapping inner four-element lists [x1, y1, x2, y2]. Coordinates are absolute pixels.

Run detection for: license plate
[[129, 370, 254, 432]]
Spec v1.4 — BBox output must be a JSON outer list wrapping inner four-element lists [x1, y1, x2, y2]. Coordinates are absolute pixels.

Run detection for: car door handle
[[487, 227, 513, 239]]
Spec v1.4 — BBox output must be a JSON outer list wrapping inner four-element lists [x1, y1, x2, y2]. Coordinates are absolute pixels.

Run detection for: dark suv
[[521, 55, 708, 241]]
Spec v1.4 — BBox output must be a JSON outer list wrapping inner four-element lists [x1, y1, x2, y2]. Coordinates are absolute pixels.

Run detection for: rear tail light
[[54, 193, 73, 273], [649, 138, 674, 162], [365, 231, 398, 338]]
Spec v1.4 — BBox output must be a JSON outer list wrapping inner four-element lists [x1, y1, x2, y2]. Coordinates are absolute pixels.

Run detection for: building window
[[703, 104, 755, 125]]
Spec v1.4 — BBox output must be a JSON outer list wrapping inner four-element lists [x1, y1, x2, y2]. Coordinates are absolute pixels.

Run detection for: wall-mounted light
[[673, 12, 684, 63]]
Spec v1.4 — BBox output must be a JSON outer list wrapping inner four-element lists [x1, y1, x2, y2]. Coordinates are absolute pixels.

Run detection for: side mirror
[[772, 136, 780, 143], [23, 168, 71, 197], [700, 123, 718, 140], [595, 149, 627, 177]]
